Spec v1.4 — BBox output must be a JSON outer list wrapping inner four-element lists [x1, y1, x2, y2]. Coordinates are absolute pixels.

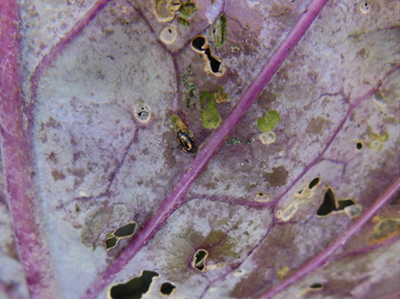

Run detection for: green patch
[[227, 137, 242, 145], [179, 17, 190, 27], [200, 92, 221, 129], [179, 2, 197, 18], [181, 65, 196, 107], [208, 13, 227, 48], [257, 110, 280, 132]]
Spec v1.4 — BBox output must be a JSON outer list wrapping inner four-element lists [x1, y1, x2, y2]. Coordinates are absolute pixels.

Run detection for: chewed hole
[[204, 48, 222, 74], [109, 270, 159, 299], [191, 36, 207, 52], [337, 199, 355, 210], [356, 142, 363, 150], [114, 222, 137, 238], [317, 188, 336, 216], [160, 282, 176, 296], [133, 102, 151, 123], [309, 283, 323, 290], [308, 177, 320, 189], [104, 237, 118, 250], [192, 249, 208, 272], [359, 1, 371, 14], [159, 25, 178, 45]]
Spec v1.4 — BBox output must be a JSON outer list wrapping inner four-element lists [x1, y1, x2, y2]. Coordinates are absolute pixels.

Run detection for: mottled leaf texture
[[0, 0, 399, 299]]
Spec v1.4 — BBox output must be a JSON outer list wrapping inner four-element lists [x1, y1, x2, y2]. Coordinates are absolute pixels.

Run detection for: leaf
[[0, 0, 399, 299]]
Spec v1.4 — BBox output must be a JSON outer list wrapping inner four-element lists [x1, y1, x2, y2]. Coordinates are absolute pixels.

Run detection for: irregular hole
[[104, 237, 118, 251], [308, 177, 320, 189], [114, 221, 137, 238], [109, 270, 159, 299], [191, 36, 207, 52], [192, 249, 208, 272], [337, 199, 355, 210], [356, 142, 363, 150], [160, 282, 176, 296], [133, 102, 151, 123], [204, 48, 222, 74], [309, 283, 323, 290], [316, 188, 336, 216], [159, 25, 178, 45]]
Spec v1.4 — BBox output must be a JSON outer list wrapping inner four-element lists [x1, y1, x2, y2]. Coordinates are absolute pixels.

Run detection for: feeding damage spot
[[190, 35, 226, 76], [254, 191, 271, 202], [104, 221, 137, 251], [207, 13, 227, 48], [191, 249, 225, 272], [159, 25, 178, 45], [257, 110, 280, 145], [108, 270, 159, 299], [259, 131, 276, 145], [277, 266, 290, 280], [133, 101, 152, 124], [316, 186, 361, 218], [296, 283, 324, 297], [160, 282, 176, 296], [277, 177, 322, 222], [359, 1, 371, 14], [367, 217, 400, 245], [369, 132, 389, 151]]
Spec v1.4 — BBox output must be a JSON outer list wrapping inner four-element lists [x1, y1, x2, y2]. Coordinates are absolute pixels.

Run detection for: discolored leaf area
[[0, 0, 399, 299]]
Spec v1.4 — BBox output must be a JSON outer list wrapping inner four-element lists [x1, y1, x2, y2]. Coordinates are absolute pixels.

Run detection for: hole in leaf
[[109, 270, 159, 299], [308, 177, 320, 189], [356, 142, 363, 150], [317, 188, 336, 216], [191, 36, 207, 52], [309, 283, 323, 290], [337, 199, 355, 210], [160, 282, 176, 296], [114, 222, 137, 238], [133, 102, 151, 123], [204, 48, 222, 74], [192, 249, 208, 272], [105, 237, 118, 250]]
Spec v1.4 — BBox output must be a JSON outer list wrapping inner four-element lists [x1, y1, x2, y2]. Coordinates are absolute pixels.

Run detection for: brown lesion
[[263, 166, 289, 187], [306, 117, 332, 136], [51, 169, 66, 181]]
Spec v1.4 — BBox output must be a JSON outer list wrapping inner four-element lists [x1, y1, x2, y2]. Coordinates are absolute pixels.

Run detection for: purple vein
[[81, 0, 330, 297], [257, 175, 400, 299], [27, 0, 111, 128], [0, 1, 60, 298]]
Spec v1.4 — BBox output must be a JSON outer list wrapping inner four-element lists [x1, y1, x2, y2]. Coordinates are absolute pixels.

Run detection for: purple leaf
[[1, 0, 399, 299]]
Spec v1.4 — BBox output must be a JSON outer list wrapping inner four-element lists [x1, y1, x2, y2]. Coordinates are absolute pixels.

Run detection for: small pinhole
[[308, 177, 320, 189], [356, 142, 363, 150], [309, 283, 323, 290], [160, 282, 176, 296]]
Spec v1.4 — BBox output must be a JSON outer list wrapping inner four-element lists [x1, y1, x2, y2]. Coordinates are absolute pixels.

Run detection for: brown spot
[[306, 117, 332, 136], [52, 170, 66, 181], [46, 117, 61, 129], [67, 168, 86, 178], [257, 90, 278, 110], [263, 166, 288, 187]]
